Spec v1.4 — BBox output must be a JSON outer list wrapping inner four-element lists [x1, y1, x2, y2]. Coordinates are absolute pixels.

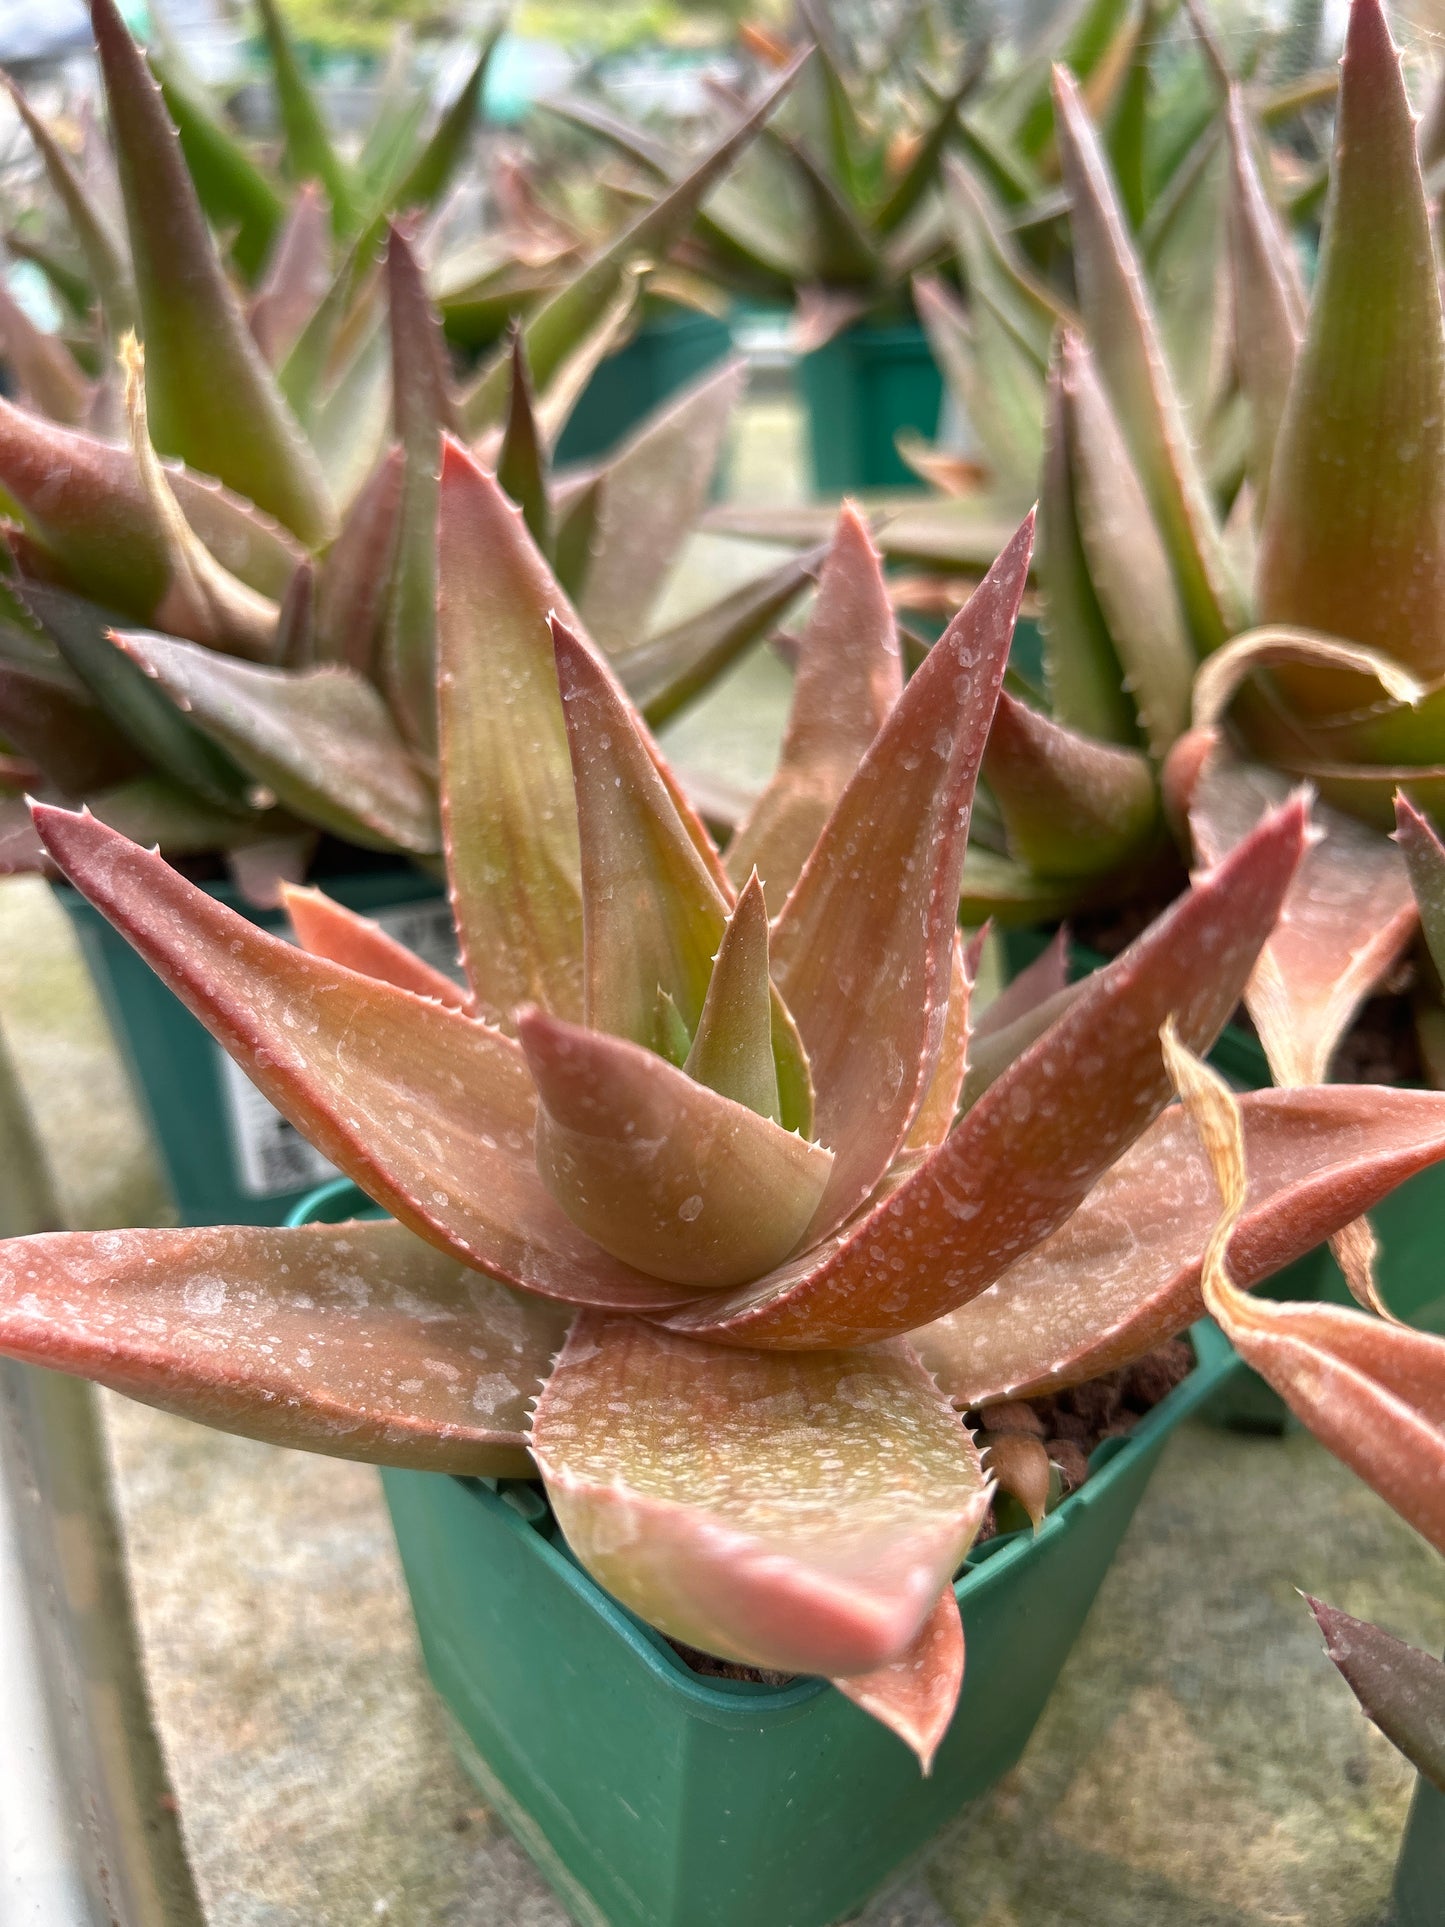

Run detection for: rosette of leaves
[[0, 0, 812, 895], [5, 485, 1445, 1763], [544, 0, 1008, 348]]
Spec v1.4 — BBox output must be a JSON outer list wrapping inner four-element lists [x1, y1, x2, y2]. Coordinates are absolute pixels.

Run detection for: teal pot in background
[[1390, 1775, 1443, 1926], [293, 1169, 1236, 1927], [55, 867, 450, 1229], [554, 305, 734, 468], [797, 321, 943, 493]]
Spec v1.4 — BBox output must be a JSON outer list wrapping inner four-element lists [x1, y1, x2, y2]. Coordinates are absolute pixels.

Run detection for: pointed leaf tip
[[519, 1005, 831, 1290], [770, 512, 1034, 1243], [832, 1587, 965, 1773]]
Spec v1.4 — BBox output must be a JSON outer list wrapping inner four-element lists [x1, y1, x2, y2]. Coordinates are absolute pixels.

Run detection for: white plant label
[[221, 896, 462, 1197]]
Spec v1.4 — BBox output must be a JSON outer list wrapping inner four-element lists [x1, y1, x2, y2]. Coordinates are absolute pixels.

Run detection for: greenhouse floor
[[1, 397, 1441, 1926]]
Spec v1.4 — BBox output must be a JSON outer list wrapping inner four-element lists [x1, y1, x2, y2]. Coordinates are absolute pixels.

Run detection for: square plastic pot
[[54, 867, 448, 1228], [1391, 1774, 1443, 1925], [553, 307, 734, 468], [797, 322, 943, 493], [293, 1175, 1236, 1927]]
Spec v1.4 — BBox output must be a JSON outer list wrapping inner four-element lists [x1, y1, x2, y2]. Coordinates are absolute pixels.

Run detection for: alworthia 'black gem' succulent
[[6, 488, 1445, 1769]]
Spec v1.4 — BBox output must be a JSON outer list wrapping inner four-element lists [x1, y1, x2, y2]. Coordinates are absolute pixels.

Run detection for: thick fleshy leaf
[[119, 338, 280, 660], [683, 873, 781, 1122], [1055, 330, 1196, 759], [0, 1217, 570, 1475], [248, 183, 332, 368], [3, 72, 136, 331], [0, 282, 89, 424], [383, 32, 498, 223], [1052, 65, 1239, 651], [983, 691, 1161, 881], [725, 503, 901, 907], [436, 440, 584, 1025], [0, 657, 140, 795], [281, 883, 467, 1010], [18, 583, 253, 812], [831, 1588, 964, 1774], [379, 226, 459, 756], [151, 49, 285, 281], [115, 630, 439, 854], [1257, 0, 1445, 700], [520, 1008, 831, 1290], [577, 361, 745, 660], [628, 543, 823, 728], [770, 516, 1034, 1241], [901, 933, 974, 1160], [31, 806, 691, 1313], [459, 56, 805, 433], [1188, 749, 1415, 1088], [672, 794, 1308, 1348], [495, 331, 550, 552], [974, 926, 1070, 1040], [1167, 1023, 1445, 1558], [1306, 1600, 1445, 1792], [551, 613, 731, 1048], [1224, 88, 1304, 504], [532, 1315, 991, 1678], [1036, 352, 1137, 750], [90, 0, 334, 544], [254, 0, 356, 229], [915, 1081, 1445, 1404], [314, 444, 402, 675], [1395, 794, 1445, 984], [944, 157, 1073, 367], [913, 273, 1045, 503]]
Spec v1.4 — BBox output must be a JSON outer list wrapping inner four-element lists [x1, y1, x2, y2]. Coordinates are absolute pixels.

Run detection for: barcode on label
[[220, 891, 462, 1197]]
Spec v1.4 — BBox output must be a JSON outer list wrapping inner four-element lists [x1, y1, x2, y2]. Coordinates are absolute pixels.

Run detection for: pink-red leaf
[[913, 1082, 1445, 1404], [0, 1217, 568, 1475], [281, 883, 467, 1009], [770, 514, 1034, 1242], [519, 1007, 832, 1289], [831, 1588, 965, 1774], [670, 793, 1308, 1348], [1306, 1599, 1445, 1792], [435, 439, 585, 1025], [31, 806, 693, 1313], [1188, 748, 1416, 1087], [1166, 1024, 1445, 1558], [725, 502, 902, 908], [531, 1314, 990, 1679]]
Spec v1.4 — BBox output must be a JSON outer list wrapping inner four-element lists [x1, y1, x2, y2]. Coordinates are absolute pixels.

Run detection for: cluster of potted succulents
[[0, 0, 1442, 1922]]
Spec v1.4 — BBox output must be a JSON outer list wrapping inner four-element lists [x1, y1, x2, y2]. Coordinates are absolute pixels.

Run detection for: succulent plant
[[547, 0, 998, 347], [0, 0, 809, 896], [5, 481, 1445, 1765]]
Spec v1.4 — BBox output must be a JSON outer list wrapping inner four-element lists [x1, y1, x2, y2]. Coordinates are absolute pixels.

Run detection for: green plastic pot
[[55, 867, 449, 1229], [1391, 1774, 1443, 1925], [797, 321, 943, 493], [292, 1177, 1238, 1927], [553, 307, 734, 468], [995, 927, 1445, 1428]]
